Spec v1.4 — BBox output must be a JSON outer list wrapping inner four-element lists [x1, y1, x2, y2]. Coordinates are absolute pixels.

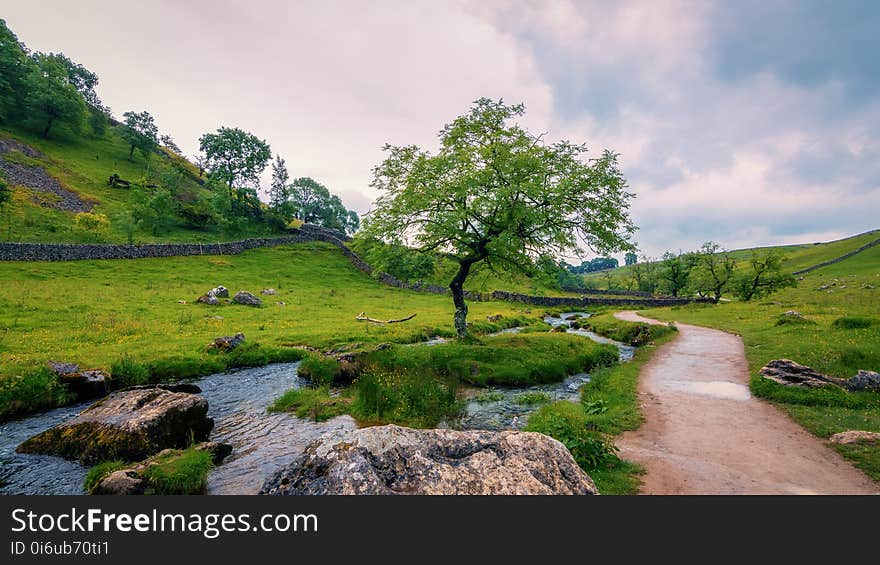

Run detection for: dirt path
[[614, 311, 877, 494]]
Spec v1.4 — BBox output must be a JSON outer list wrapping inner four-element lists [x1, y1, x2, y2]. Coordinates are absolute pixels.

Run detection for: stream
[[0, 312, 631, 495]]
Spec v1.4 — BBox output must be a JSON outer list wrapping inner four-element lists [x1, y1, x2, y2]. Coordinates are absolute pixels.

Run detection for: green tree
[[625, 251, 637, 266], [22, 55, 86, 138], [658, 251, 694, 297], [362, 98, 635, 337], [198, 127, 271, 199], [132, 185, 175, 235], [732, 250, 797, 301], [287, 176, 359, 234], [629, 254, 659, 293], [38, 52, 103, 110], [690, 241, 736, 301], [268, 155, 290, 215], [120, 110, 158, 160], [0, 20, 32, 122]]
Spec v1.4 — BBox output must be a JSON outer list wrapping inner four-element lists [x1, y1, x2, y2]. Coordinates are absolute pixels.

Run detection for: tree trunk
[[450, 259, 474, 338], [128, 144, 135, 160], [42, 118, 53, 139]]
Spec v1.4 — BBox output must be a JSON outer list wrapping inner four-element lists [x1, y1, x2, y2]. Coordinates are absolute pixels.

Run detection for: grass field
[[639, 244, 880, 480], [0, 241, 551, 419]]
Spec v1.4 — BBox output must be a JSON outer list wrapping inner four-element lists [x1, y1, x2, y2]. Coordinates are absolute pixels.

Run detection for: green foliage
[[74, 212, 110, 241], [140, 447, 214, 495], [0, 20, 31, 122], [362, 98, 635, 336], [199, 126, 271, 196], [120, 110, 158, 161], [732, 250, 797, 301], [287, 176, 359, 234], [268, 386, 349, 421], [658, 251, 695, 297], [511, 391, 552, 405], [583, 313, 677, 346], [83, 461, 127, 493], [268, 155, 290, 216], [351, 369, 460, 428], [131, 185, 176, 236], [110, 354, 151, 388], [0, 366, 72, 421], [297, 355, 341, 386], [831, 316, 876, 330], [624, 252, 637, 266], [0, 177, 9, 209], [22, 54, 87, 139], [525, 401, 619, 469], [349, 237, 436, 282], [473, 390, 505, 403], [689, 241, 736, 301]]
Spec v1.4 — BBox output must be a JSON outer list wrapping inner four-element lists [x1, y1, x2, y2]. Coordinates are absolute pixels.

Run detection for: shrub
[[351, 370, 461, 428], [832, 317, 876, 330], [0, 367, 71, 421], [74, 212, 110, 241], [525, 401, 619, 469], [297, 355, 341, 386], [110, 355, 151, 388]]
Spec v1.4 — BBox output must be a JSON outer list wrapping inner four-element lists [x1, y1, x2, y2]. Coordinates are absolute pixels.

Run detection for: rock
[[48, 362, 108, 401], [197, 294, 219, 306], [125, 383, 202, 394], [828, 431, 880, 445], [863, 284, 875, 290], [569, 320, 582, 329], [90, 441, 231, 495], [16, 386, 213, 464], [817, 284, 831, 291], [782, 310, 803, 318], [261, 288, 277, 295], [486, 314, 504, 322], [208, 332, 246, 352], [260, 425, 598, 495], [849, 370, 880, 392], [177, 300, 186, 304], [276, 301, 286, 306], [232, 291, 262, 307], [759, 359, 848, 389], [208, 285, 229, 298]]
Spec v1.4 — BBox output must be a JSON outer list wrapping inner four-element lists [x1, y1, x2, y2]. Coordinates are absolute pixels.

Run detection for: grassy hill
[[0, 125, 277, 243], [583, 228, 880, 290]]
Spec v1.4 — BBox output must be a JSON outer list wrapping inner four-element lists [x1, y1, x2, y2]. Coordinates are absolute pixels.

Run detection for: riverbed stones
[[260, 425, 599, 495], [47, 362, 108, 401], [208, 333, 246, 352], [828, 431, 880, 445], [16, 386, 213, 464], [232, 291, 262, 307]]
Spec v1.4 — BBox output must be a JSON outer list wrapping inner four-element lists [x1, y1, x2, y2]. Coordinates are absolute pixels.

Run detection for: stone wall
[[793, 233, 880, 275], [0, 224, 711, 307]]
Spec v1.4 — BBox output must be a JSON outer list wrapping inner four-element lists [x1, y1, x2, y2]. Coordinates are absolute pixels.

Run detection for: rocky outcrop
[[759, 359, 848, 389], [197, 294, 220, 305], [828, 430, 880, 445], [208, 333, 246, 352], [232, 291, 262, 307], [0, 157, 92, 212], [260, 425, 598, 495], [208, 285, 229, 298], [16, 386, 213, 464], [850, 370, 880, 392], [48, 362, 108, 401], [91, 441, 231, 495], [760, 359, 880, 392]]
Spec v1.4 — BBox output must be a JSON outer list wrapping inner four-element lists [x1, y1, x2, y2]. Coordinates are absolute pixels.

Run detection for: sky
[[3, 0, 879, 260]]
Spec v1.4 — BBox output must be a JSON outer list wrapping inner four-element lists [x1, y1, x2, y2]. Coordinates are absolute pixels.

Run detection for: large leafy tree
[[120, 110, 159, 160], [287, 176, 359, 234], [0, 20, 31, 122], [22, 55, 86, 139], [362, 98, 635, 337], [690, 241, 736, 301], [732, 250, 796, 301], [198, 127, 271, 199]]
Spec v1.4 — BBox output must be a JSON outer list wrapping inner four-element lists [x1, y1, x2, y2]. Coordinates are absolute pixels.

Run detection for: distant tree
[[159, 134, 181, 154], [193, 154, 207, 178], [658, 251, 694, 297], [132, 186, 175, 235], [199, 127, 271, 199], [120, 111, 159, 160], [268, 156, 290, 214], [625, 251, 637, 266], [287, 176, 359, 234], [361, 98, 634, 337], [22, 55, 87, 138], [732, 250, 796, 301], [630, 254, 659, 293], [690, 242, 736, 301], [351, 237, 436, 282], [0, 20, 32, 122]]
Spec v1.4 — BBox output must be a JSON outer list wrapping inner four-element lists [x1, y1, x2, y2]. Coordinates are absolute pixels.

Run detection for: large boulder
[[17, 386, 213, 464], [260, 425, 598, 495], [208, 333, 246, 352], [232, 291, 262, 307], [208, 285, 229, 298], [48, 362, 108, 401], [759, 359, 848, 389]]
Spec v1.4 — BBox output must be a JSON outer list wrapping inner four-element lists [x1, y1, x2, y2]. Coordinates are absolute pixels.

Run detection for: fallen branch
[[356, 312, 417, 324]]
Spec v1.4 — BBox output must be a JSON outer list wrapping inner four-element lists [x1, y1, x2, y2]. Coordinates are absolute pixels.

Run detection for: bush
[[74, 212, 110, 241], [525, 401, 619, 469], [832, 317, 876, 330], [110, 355, 151, 388], [297, 355, 341, 386], [351, 370, 461, 428]]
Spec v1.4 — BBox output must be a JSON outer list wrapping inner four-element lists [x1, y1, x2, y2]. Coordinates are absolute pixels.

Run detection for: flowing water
[[0, 312, 631, 495]]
